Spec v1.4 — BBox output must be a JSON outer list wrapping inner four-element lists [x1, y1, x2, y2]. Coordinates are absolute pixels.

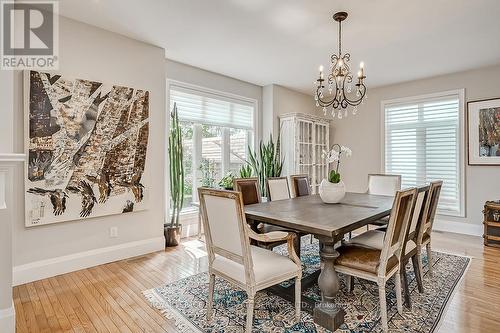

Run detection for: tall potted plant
[[247, 133, 283, 197], [165, 103, 184, 247], [319, 144, 352, 203]]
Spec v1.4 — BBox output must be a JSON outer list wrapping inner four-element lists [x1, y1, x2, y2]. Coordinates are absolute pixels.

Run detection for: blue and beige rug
[[144, 241, 470, 332]]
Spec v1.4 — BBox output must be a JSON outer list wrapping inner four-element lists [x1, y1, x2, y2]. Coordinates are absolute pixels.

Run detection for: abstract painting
[[24, 70, 149, 226], [468, 97, 500, 165]]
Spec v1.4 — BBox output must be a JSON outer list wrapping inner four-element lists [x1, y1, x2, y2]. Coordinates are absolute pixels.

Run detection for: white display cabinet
[[279, 113, 330, 194]]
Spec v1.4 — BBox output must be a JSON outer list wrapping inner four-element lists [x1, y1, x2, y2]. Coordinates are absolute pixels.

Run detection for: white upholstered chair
[[198, 187, 302, 332], [367, 174, 401, 196], [266, 177, 291, 201], [367, 174, 402, 228], [335, 187, 417, 332]]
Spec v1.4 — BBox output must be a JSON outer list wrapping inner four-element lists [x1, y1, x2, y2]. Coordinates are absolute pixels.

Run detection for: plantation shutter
[[170, 85, 254, 130], [384, 93, 461, 215]]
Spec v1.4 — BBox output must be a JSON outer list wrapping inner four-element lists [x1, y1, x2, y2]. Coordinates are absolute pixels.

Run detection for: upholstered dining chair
[[289, 174, 315, 244], [290, 174, 310, 198], [233, 177, 261, 205], [347, 185, 431, 308], [266, 177, 291, 201], [198, 188, 302, 332], [366, 174, 402, 229], [417, 180, 442, 277], [334, 187, 417, 332], [233, 177, 296, 252]]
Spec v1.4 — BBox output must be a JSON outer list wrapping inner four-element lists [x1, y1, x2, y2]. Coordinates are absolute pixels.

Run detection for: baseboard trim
[[433, 219, 483, 237], [0, 302, 15, 333], [13, 236, 165, 286]]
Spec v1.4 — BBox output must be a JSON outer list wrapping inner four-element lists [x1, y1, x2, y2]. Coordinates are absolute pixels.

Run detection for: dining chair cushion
[[267, 178, 290, 201], [335, 245, 398, 274], [335, 244, 399, 274], [239, 182, 260, 205], [294, 178, 310, 197], [347, 230, 417, 255], [212, 245, 299, 285]]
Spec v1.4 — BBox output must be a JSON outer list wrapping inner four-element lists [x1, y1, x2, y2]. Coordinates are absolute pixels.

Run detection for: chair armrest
[[245, 224, 301, 266], [248, 230, 291, 243]]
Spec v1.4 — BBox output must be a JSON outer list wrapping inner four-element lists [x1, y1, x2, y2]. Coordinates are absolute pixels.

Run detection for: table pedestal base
[[313, 302, 346, 331]]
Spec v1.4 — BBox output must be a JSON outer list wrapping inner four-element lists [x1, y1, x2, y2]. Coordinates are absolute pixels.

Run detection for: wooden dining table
[[244, 192, 394, 331]]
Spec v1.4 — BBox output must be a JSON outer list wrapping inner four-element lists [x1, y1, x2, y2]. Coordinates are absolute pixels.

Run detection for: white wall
[[262, 84, 321, 138], [9, 16, 166, 283], [333, 64, 500, 233]]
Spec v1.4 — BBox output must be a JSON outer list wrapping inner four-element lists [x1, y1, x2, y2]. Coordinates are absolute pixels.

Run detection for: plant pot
[[164, 225, 182, 247], [319, 179, 346, 203]]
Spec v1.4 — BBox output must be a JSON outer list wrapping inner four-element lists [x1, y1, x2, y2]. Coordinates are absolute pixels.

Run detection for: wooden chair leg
[[207, 273, 215, 321], [294, 276, 301, 322], [394, 272, 403, 315], [378, 282, 388, 332], [245, 293, 255, 333], [411, 255, 424, 293], [426, 243, 433, 277], [346, 275, 354, 293], [401, 264, 411, 309]]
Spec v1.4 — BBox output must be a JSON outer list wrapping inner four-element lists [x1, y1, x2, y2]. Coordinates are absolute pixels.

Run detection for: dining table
[[244, 192, 394, 331]]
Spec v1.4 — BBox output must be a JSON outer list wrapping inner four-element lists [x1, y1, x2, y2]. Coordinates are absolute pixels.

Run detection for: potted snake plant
[[165, 103, 184, 247]]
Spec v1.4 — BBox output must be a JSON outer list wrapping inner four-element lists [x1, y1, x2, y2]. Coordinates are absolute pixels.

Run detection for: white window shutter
[[384, 94, 461, 215]]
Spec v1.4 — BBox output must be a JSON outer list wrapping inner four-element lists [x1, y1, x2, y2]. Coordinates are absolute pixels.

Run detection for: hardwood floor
[[13, 231, 500, 332]]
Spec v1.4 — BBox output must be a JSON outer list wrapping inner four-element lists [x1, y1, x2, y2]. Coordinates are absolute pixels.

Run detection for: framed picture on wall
[[467, 97, 500, 165]]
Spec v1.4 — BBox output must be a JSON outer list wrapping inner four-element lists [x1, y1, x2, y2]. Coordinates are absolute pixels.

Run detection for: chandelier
[[315, 12, 367, 119]]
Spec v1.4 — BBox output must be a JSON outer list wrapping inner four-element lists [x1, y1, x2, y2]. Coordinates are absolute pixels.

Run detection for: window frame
[[166, 80, 259, 214], [380, 89, 465, 217]]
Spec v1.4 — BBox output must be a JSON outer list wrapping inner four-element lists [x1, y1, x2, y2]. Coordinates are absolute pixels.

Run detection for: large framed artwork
[[467, 97, 500, 165], [24, 70, 150, 227]]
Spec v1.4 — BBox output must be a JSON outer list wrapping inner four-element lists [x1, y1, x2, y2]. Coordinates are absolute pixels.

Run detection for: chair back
[[290, 174, 310, 198], [266, 177, 290, 201], [418, 180, 443, 243], [198, 188, 254, 280], [378, 187, 417, 275], [402, 185, 430, 255], [233, 178, 261, 205], [367, 174, 401, 196]]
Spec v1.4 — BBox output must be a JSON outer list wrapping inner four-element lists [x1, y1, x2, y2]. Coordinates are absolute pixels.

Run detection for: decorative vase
[[164, 225, 182, 247], [319, 179, 346, 203]]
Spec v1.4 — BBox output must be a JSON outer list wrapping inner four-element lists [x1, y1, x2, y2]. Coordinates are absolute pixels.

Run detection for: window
[[170, 83, 256, 211], [382, 90, 464, 217]]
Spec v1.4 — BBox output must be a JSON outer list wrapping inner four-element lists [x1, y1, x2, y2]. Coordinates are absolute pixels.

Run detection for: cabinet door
[[297, 119, 313, 181], [313, 122, 328, 194]]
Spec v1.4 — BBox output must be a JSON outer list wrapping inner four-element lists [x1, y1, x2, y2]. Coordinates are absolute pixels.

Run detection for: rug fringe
[[143, 289, 201, 333]]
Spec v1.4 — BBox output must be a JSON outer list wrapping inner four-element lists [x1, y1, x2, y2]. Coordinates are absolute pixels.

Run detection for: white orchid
[[322, 144, 352, 183], [322, 149, 340, 164], [340, 145, 352, 157]]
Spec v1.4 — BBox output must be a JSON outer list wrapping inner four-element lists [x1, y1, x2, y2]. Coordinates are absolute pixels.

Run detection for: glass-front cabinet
[[280, 113, 330, 194]]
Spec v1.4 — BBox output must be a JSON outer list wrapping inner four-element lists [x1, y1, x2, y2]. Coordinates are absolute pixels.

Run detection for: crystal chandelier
[[315, 12, 367, 119]]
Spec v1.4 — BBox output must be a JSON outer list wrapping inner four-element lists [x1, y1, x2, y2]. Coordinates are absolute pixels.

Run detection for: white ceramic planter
[[319, 179, 346, 203]]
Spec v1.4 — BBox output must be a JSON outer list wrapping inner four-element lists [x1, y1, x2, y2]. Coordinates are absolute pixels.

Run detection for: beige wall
[[262, 84, 321, 138], [9, 16, 166, 268], [333, 64, 500, 229]]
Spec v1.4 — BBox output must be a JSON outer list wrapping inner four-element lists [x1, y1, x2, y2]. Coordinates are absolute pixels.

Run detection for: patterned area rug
[[144, 241, 470, 333]]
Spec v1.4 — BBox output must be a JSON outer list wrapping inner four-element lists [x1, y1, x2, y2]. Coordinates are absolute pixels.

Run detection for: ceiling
[[59, 0, 500, 94]]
